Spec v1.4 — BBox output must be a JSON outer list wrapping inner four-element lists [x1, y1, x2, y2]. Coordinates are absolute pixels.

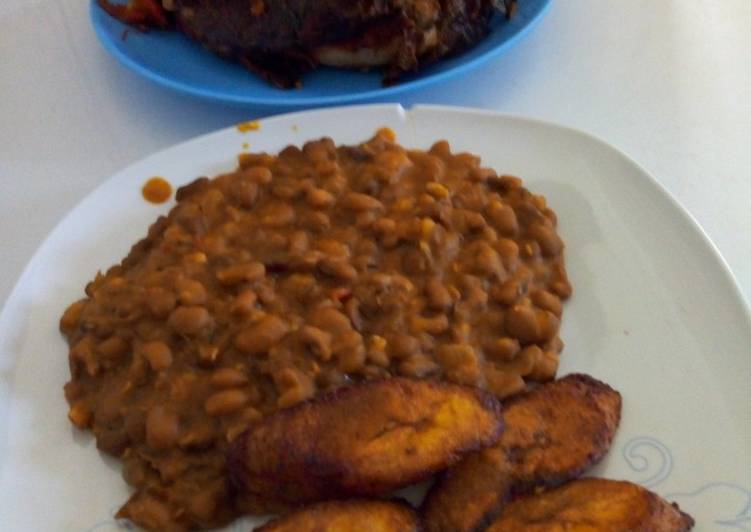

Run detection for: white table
[[2, 0, 750, 308]]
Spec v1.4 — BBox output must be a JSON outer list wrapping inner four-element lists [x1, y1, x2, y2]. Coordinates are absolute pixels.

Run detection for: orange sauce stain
[[142, 176, 172, 204], [237, 120, 261, 133], [242, 142, 250, 150], [292, 125, 299, 132]]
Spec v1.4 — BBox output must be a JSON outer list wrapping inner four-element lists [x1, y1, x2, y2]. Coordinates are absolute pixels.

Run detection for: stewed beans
[[61, 129, 571, 531]]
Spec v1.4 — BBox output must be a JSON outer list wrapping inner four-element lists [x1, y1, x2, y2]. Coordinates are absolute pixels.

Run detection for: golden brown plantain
[[422, 374, 622, 532], [228, 377, 503, 512], [486, 478, 694, 531], [254, 499, 421, 532]]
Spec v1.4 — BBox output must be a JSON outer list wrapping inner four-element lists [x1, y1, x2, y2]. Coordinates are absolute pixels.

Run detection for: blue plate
[[90, 0, 552, 107]]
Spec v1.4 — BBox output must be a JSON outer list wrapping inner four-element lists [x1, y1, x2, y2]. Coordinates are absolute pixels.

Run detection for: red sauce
[[142, 177, 172, 204]]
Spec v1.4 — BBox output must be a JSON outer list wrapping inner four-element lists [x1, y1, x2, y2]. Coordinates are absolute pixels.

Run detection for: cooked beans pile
[[61, 129, 571, 531]]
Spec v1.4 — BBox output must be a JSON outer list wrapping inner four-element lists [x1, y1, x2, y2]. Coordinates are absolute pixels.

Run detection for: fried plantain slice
[[254, 499, 421, 532], [422, 374, 622, 532], [229, 377, 503, 512], [486, 478, 694, 531]]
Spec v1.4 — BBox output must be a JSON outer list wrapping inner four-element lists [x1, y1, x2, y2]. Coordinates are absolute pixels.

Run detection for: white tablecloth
[[2, 0, 750, 307]]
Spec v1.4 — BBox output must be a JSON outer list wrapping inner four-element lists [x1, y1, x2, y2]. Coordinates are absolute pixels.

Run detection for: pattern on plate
[[622, 436, 673, 488], [622, 436, 751, 530]]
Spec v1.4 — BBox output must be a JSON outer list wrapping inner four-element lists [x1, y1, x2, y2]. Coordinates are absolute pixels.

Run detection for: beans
[[306, 187, 335, 208], [391, 196, 415, 214], [515, 345, 543, 376], [333, 330, 366, 373], [490, 279, 521, 306], [234, 315, 290, 356], [198, 344, 221, 367], [485, 367, 526, 398], [260, 202, 295, 227], [487, 200, 519, 236], [274, 368, 315, 408], [217, 262, 266, 286], [97, 336, 129, 366], [453, 209, 487, 234], [230, 290, 258, 315], [499, 174, 523, 190], [425, 182, 450, 199], [341, 192, 383, 211], [304, 211, 331, 232], [528, 223, 564, 257], [207, 367, 249, 389], [437, 344, 481, 386], [373, 217, 397, 238], [315, 238, 350, 257], [124, 409, 146, 442], [178, 421, 216, 451], [430, 140, 451, 157], [176, 176, 210, 201], [551, 263, 573, 299], [186, 490, 219, 523], [520, 240, 541, 259], [242, 166, 273, 184], [146, 406, 180, 450], [355, 210, 378, 229], [205, 390, 250, 416], [411, 314, 450, 335], [310, 307, 351, 334], [388, 334, 421, 360], [398, 354, 440, 378], [230, 180, 258, 208], [503, 303, 560, 344], [470, 167, 498, 182], [146, 287, 176, 318], [60, 299, 86, 335], [472, 243, 504, 278], [529, 349, 559, 381], [282, 274, 317, 301], [272, 181, 302, 200], [531, 289, 563, 317], [299, 325, 333, 361], [225, 406, 263, 442], [288, 230, 310, 256], [485, 337, 521, 362], [176, 279, 207, 305], [366, 335, 390, 367], [68, 402, 92, 429], [167, 306, 212, 336], [303, 138, 335, 162], [496, 238, 520, 266], [140, 341, 173, 371], [425, 277, 453, 310]]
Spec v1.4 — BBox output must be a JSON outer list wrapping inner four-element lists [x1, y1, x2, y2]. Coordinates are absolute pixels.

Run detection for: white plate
[[0, 105, 749, 531]]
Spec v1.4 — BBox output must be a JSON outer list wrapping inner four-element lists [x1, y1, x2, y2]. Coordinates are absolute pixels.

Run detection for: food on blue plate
[[60, 129, 569, 530], [228, 377, 503, 512], [97, 0, 518, 88], [485, 478, 695, 532], [421, 374, 622, 532], [254, 499, 421, 532]]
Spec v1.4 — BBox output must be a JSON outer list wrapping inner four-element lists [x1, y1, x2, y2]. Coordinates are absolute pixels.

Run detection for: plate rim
[[88, 0, 554, 107]]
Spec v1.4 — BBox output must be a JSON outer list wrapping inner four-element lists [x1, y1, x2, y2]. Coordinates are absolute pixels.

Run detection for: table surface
[[1, 0, 750, 310]]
